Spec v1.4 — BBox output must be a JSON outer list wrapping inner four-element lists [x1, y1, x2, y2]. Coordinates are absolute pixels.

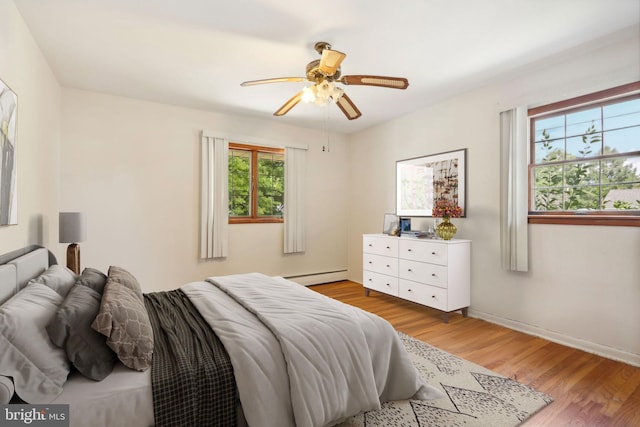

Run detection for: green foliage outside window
[[229, 150, 250, 216], [228, 146, 284, 219], [532, 98, 640, 212], [257, 152, 284, 217]]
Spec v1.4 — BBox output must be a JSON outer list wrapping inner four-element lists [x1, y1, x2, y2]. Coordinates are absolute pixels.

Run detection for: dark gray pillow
[[91, 266, 153, 371], [77, 267, 108, 294], [47, 268, 116, 381]]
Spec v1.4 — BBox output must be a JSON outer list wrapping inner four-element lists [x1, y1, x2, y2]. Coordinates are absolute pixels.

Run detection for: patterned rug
[[338, 332, 553, 427]]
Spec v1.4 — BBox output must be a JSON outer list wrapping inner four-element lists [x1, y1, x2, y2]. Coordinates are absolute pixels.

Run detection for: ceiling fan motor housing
[[306, 59, 341, 82]]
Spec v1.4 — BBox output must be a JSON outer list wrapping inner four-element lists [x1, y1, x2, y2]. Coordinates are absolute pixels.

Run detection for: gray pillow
[[28, 264, 77, 298], [105, 265, 144, 298], [0, 283, 70, 403], [0, 375, 14, 404], [47, 269, 116, 381], [77, 267, 108, 293], [91, 266, 153, 371]]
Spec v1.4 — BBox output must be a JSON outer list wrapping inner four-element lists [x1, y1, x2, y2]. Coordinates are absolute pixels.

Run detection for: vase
[[436, 217, 457, 240]]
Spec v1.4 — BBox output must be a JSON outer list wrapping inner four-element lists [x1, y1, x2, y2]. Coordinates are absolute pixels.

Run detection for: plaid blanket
[[144, 289, 237, 427]]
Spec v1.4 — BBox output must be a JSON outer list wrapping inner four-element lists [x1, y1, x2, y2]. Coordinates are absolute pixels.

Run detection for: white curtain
[[200, 135, 229, 259], [499, 107, 529, 272], [284, 146, 306, 254]]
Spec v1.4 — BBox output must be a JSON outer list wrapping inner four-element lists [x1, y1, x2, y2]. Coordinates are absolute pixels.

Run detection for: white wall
[[347, 26, 640, 366], [0, 1, 61, 254], [60, 90, 349, 291]]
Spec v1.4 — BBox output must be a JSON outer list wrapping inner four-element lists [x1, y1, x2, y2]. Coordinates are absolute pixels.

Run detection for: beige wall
[[60, 89, 349, 291], [347, 26, 640, 366], [0, 1, 62, 254]]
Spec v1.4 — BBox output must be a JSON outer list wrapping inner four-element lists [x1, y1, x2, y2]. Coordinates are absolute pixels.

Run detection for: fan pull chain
[[323, 104, 331, 152]]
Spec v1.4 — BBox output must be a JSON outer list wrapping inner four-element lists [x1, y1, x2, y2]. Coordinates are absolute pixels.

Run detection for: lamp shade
[[59, 212, 86, 243]]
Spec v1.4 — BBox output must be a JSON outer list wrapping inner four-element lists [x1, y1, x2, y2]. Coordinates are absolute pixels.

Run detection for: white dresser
[[362, 234, 470, 323]]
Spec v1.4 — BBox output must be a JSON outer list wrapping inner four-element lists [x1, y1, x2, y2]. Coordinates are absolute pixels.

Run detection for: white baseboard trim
[[468, 309, 640, 368], [284, 270, 348, 286]]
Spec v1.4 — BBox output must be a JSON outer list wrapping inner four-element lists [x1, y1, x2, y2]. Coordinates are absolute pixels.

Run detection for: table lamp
[[59, 212, 86, 274]]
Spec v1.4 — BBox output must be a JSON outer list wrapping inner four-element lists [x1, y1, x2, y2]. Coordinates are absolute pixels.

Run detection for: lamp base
[[66, 243, 80, 275]]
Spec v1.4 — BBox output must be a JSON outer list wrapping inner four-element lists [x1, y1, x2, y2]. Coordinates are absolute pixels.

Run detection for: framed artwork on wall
[[396, 148, 467, 217], [0, 78, 18, 226]]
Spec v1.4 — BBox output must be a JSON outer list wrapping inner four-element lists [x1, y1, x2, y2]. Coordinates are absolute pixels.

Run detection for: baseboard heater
[[283, 270, 348, 286]]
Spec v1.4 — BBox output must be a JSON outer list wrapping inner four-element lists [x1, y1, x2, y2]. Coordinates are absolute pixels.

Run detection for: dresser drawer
[[399, 280, 448, 311], [399, 259, 448, 288], [363, 271, 399, 295], [399, 239, 448, 266], [363, 235, 399, 257], [363, 253, 398, 276]]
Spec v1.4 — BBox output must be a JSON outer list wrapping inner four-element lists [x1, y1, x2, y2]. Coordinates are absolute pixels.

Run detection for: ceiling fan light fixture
[[316, 80, 332, 99], [303, 80, 344, 105], [301, 86, 317, 103]]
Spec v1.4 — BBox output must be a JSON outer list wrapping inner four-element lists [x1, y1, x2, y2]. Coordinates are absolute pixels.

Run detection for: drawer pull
[[407, 289, 412, 292], [368, 244, 372, 247], [431, 273, 436, 276], [368, 261, 372, 264], [431, 251, 436, 255], [407, 268, 412, 272], [407, 248, 412, 252], [386, 245, 390, 249], [386, 283, 390, 287], [431, 295, 436, 298], [386, 264, 390, 268], [368, 278, 372, 282]]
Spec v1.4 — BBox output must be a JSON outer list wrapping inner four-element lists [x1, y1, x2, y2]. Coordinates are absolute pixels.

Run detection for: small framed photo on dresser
[[382, 213, 399, 235], [399, 217, 411, 233]]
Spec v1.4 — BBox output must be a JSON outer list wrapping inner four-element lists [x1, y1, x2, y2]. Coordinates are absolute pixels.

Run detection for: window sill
[[229, 217, 284, 224], [528, 213, 640, 226]]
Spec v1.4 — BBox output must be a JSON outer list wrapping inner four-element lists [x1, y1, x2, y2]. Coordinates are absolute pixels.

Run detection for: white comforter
[[182, 273, 442, 427]]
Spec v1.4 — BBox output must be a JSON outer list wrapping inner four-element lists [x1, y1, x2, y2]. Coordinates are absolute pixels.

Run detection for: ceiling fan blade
[[336, 93, 362, 120], [241, 77, 306, 87], [319, 49, 346, 76], [274, 91, 303, 116], [340, 75, 409, 89]]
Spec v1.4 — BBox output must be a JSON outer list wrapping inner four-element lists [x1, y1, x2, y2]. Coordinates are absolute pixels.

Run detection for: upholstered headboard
[[0, 245, 57, 305]]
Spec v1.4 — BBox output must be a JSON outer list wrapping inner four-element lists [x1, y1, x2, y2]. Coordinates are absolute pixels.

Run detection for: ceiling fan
[[240, 42, 409, 120]]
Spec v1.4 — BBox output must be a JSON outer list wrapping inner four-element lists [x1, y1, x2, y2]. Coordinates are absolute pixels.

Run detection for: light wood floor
[[310, 280, 640, 427]]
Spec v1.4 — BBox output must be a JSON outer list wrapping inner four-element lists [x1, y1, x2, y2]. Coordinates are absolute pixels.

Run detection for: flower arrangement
[[432, 199, 462, 218]]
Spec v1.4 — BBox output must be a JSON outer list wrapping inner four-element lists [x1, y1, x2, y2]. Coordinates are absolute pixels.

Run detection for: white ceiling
[[13, 0, 640, 134]]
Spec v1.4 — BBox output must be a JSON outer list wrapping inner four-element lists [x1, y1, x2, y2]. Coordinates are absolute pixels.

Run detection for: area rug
[[338, 332, 553, 427]]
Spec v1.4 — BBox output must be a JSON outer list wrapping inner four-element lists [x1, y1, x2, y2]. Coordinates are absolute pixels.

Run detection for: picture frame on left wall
[[0, 78, 17, 226]]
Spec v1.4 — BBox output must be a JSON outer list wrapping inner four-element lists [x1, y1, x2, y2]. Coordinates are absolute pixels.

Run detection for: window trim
[[228, 142, 284, 224], [527, 81, 640, 226]]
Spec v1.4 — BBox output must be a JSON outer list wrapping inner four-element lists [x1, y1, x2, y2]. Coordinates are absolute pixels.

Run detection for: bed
[[0, 245, 443, 427]]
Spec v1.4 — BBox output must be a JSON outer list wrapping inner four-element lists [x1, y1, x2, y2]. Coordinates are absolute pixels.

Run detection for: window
[[528, 82, 640, 226], [228, 142, 284, 223]]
